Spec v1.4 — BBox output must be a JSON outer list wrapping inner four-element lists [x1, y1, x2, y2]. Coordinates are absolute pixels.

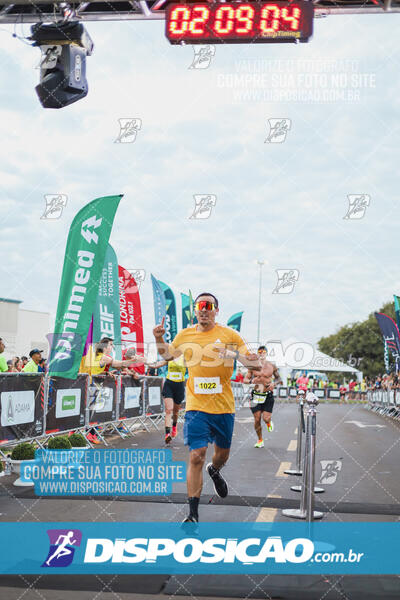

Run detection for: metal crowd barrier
[[366, 389, 400, 420], [0, 373, 165, 451], [282, 392, 324, 521]]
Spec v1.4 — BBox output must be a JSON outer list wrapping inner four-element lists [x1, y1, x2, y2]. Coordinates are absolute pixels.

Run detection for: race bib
[[168, 371, 184, 382], [253, 393, 267, 404], [194, 377, 222, 394]]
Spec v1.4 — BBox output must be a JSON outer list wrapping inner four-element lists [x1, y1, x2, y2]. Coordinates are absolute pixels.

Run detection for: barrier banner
[[288, 387, 298, 397], [87, 375, 118, 425], [278, 387, 287, 398], [0, 373, 44, 444], [327, 389, 340, 399], [46, 375, 87, 433], [313, 388, 326, 399], [119, 376, 144, 419], [144, 377, 164, 415]]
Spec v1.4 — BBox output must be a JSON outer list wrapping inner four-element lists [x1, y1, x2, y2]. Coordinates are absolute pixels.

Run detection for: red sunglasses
[[195, 301, 216, 311]]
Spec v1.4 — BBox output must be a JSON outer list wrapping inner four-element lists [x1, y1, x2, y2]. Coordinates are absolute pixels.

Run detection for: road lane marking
[[256, 495, 281, 522], [294, 428, 298, 434], [287, 439, 297, 452], [275, 462, 291, 477], [256, 508, 277, 522]]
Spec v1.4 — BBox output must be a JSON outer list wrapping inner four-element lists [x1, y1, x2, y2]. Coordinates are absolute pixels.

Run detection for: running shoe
[[87, 433, 101, 445], [171, 425, 177, 438], [254, 440, 264, 448], [266, 421, 274, 433], [206, 463, 228, 498], [165, 432, 172, 444], [182, 515, 198, 523]]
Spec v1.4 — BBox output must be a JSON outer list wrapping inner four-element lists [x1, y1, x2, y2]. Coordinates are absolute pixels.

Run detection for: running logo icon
[[189, 45, 216, 69], [272, 269, 299, 294], [41, 195, 68, 220], [189, 195, 217, 219], [265, 119, 291, 143], [42, 529, 82, 567], [127, 269, 146, 291], [318, 460, 342, 485], [344, 195, 370, 219], [115, 118, 142, 143]]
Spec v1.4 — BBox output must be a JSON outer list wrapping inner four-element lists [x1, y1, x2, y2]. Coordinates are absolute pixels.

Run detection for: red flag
[[118, 265, 145, 374]]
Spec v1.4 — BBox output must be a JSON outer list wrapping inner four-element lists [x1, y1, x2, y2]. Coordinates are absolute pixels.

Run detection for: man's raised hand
[[153, 316, 166, 339]]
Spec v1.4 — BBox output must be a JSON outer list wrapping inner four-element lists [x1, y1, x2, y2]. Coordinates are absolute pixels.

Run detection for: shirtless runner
[[244, 345, 282, 448]]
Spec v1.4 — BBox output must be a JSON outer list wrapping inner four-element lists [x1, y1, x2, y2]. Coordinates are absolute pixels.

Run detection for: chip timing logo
[[83, 536, 314, 564], [42, 529, 82, 567]]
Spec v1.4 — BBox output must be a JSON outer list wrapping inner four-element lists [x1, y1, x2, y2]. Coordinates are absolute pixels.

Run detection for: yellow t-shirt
[[169, 323, 250, 414], [166, 355, 187, 383]]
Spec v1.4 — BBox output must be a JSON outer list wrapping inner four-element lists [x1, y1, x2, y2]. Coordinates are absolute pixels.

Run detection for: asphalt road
[[0, 401, 399, 599]]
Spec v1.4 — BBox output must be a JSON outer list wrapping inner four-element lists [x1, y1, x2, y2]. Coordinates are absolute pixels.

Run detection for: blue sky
[[0, 12, 399, 350]]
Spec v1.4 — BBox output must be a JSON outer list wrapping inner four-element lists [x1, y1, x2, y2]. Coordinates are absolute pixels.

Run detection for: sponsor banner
[[144, 377, 163, 415], [394, 295, 400, 333], [46, 376, 87, 433], [375, 312, 400, 372], [189, 289, 197, 325], [48, 195, 122, 379], [93, 244, 122, 360], [87, 375, 117, 425], [227, 311, 243, 332], [181, 293, 191, 329], [119, 265, 145, 374], [158, 280, 178, 344], [0, 374, 44, 443], [327, 389, 341, 399], [313, 388, 326, 399], [227, 311, 243, 380], [0, 522, 398, 574], [119, 376, 144, 418], [279, 387, 287, 398]]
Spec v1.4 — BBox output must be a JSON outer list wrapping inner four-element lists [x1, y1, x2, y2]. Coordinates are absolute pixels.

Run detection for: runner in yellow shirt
[[153, 292, 260, 523], [151, 355, 187, 444]]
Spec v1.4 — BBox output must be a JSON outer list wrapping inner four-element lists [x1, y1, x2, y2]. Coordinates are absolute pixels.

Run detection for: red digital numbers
[[166, 1, 313, 44]]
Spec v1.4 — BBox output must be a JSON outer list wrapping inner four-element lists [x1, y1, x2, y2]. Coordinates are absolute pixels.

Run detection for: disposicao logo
[[42, 529, 82, 567], [83, 536, 314, 565]]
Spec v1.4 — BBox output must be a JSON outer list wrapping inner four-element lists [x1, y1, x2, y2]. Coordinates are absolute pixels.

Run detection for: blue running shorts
[[184, 410, 235, 451]]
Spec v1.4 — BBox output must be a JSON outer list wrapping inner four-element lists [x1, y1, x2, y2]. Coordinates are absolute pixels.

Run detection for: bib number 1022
[[199, 382, 217, 390]]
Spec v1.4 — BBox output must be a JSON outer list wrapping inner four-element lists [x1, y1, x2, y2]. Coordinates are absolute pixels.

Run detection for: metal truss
[[0, 0, 398, 24]]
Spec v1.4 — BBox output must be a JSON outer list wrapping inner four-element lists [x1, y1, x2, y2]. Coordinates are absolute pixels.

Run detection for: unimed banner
[[119, 376, 144, 419], [87, 375, 117, 425], [375, 312, 400, 371], [46, 375, 87, 433], [48, 195, 122, 379], [0, 374, 44, 443]]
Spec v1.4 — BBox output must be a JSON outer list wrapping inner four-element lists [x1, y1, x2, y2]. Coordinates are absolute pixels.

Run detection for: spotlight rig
[[30, 20, 94, 109]]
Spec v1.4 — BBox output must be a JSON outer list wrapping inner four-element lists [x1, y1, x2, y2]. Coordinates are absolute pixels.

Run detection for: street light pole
[[257, 260, 265, 345]]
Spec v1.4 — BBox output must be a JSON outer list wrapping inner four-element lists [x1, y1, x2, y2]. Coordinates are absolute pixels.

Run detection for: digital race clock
[[165, 1, 314, 45]]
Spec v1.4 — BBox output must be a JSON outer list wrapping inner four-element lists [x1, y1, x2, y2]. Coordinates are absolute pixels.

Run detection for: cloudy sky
[[0, 10, 399, 352]]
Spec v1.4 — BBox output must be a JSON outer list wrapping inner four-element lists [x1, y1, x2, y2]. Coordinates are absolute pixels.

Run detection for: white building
[[0, 297, 50, 360]]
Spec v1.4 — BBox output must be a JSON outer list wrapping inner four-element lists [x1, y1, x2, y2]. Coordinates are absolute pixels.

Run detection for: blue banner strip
[[0, 522, 398, 574]]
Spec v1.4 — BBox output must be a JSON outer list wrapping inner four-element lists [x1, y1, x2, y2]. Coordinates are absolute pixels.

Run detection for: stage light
[[30, 21, 94, 109]]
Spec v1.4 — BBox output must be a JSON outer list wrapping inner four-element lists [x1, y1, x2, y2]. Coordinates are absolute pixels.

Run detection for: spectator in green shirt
[[22, 348, 43, 373], [0, 338, 8, 372]]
